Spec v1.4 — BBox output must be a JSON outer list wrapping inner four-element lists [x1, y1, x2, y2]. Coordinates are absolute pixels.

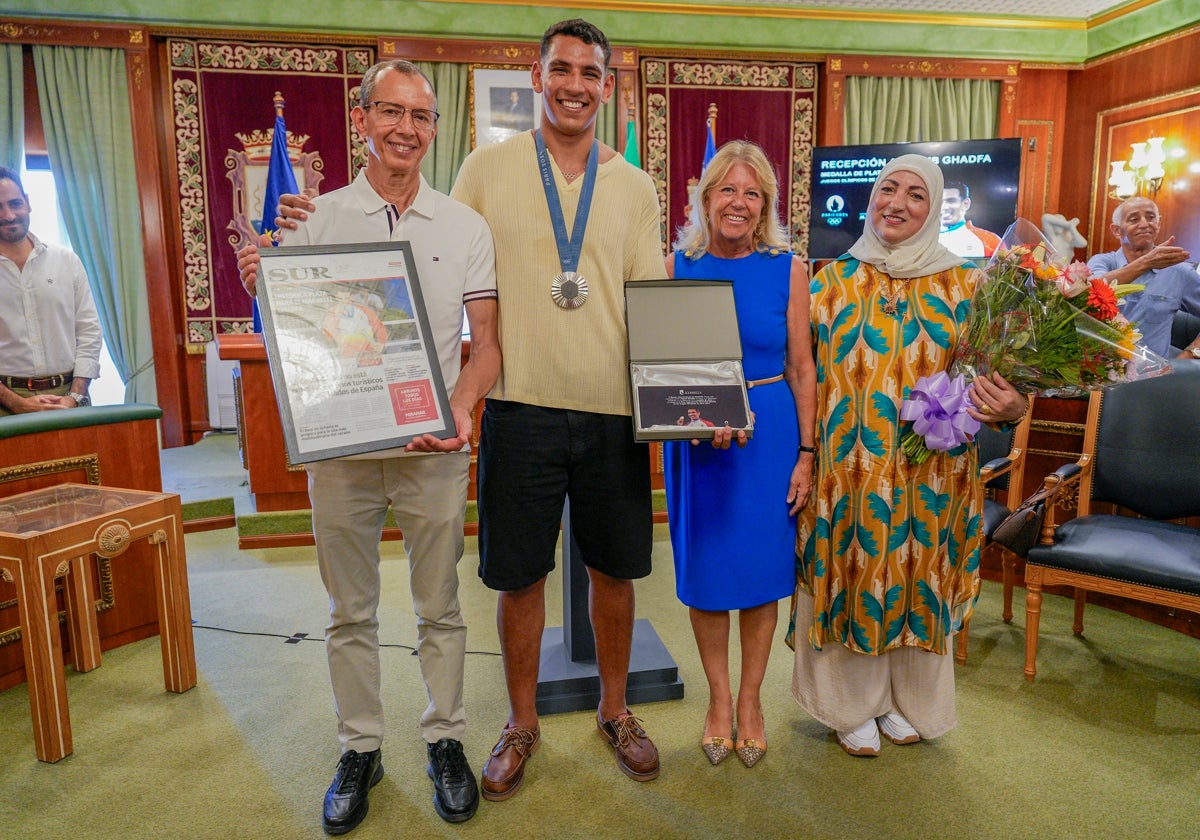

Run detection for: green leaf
[[907, 611, 930, 642], [884, 584, 904, 612], [863, 322, 889, 353], [918, 483, 950, 517], [861, 590, 884, 623], [856, 523, 880, 557], [866, 492, 892, 527], [849, 618, 873, 652], [910, 517, 934, 548], [871, 391, 897, 423]]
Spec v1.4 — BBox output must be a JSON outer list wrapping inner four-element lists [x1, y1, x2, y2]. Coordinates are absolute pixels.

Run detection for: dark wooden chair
[[1171, 310, 1200, 355], [1022, 363, 1200, 681], [955, 402, 1034, 665]]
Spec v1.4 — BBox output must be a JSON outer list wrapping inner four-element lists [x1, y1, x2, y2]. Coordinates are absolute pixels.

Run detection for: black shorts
[[476, 400, 653, 591]]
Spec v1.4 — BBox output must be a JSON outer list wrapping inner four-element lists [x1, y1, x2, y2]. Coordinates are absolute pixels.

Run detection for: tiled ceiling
[[703, 0, 1128, 19]]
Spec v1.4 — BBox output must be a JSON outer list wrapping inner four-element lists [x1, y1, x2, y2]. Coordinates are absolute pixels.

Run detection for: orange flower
[[1086, 279, 1119, 320], [1018, 251, 1040, 271]]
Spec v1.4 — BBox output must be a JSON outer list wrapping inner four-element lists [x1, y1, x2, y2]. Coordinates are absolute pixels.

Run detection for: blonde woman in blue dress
[[663, 140, 817, 767]]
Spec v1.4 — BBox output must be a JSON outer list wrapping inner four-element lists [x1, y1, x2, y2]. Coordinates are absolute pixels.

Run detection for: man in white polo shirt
[[239, 60, 498, 834]]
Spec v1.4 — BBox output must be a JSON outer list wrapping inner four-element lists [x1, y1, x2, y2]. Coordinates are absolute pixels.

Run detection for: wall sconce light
[[1108, 136, 1167, 200]]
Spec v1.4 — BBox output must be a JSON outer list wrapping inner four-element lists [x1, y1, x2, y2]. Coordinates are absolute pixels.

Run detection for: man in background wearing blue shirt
[[1088, 196, 1200, 359]]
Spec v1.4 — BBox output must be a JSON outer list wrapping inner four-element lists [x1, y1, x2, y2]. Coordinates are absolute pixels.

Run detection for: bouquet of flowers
[[950, 218, 1170, 397]]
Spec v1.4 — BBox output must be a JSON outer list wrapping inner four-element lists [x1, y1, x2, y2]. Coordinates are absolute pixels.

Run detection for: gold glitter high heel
[[701, 735, 732, 765], [735, 737, 766, 768]]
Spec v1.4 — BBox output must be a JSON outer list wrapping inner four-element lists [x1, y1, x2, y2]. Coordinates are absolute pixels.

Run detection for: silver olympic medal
[[551, 271, 589, 309]]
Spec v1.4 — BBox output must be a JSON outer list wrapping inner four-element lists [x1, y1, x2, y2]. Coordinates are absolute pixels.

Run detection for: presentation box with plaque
[[625, 279, 752, 442], [255, 241, 456, 463]]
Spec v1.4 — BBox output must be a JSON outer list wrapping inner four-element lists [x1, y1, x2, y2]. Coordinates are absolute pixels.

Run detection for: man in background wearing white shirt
[[0, 165, 101, 415]]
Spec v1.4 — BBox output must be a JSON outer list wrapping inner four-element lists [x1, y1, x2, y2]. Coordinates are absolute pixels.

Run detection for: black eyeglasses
[[366, 101, 439, 131]]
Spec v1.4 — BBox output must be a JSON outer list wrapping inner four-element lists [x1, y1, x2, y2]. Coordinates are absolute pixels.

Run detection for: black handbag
[[990, 485, 1053, 558]]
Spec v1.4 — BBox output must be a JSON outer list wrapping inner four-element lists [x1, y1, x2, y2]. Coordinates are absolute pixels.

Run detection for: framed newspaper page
[[256, 241, 455, 462]]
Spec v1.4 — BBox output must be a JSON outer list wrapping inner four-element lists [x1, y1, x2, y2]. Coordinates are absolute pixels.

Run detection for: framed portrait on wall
[[471, 67, 541, 148]]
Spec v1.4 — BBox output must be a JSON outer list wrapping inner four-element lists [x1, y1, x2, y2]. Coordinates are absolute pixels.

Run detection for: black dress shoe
[[322, 749, 383, 835], [426, 738, 479, 823]]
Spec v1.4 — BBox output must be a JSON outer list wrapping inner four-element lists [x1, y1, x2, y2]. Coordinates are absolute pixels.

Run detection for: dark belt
[[0, 372, 72, 391]]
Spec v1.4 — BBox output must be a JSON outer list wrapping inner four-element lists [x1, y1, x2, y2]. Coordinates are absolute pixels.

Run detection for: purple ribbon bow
[[900, 372, 980, 451]]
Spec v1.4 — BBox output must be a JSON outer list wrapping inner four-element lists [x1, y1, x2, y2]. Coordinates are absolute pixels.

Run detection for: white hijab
[[848, 153, 964, 279]]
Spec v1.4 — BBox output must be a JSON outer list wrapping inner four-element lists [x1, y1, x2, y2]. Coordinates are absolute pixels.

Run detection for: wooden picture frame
[[471, 66, 542, 148]]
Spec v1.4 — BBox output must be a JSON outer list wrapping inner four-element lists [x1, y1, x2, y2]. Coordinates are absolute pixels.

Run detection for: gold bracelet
[[1014, 397, 1029, 422]]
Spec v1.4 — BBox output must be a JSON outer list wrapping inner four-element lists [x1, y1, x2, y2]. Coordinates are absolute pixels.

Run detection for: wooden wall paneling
[[1016, 124, 1051, 224], [1058, 26, 1200, 258], [129, 42, 192, 447], [1013, 67, 1069, 238], [1089, 89, 1200, 260]]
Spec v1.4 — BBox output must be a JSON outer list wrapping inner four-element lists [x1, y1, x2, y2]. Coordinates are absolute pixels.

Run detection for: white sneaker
[[835, 720, 880, 757], [877, 711, 920, 745]]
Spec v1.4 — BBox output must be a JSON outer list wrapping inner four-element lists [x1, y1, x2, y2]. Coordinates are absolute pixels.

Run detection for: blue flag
[[262, 112, 298, 244], [253, 112, 299, 332], [702, 115, 716, 173]]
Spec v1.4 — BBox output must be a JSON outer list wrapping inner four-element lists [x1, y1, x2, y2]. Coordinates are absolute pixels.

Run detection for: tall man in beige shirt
[[450, 18, 665, 800]]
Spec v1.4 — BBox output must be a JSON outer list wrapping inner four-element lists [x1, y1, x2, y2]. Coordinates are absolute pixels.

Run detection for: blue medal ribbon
[[534, 130, 599, 277]]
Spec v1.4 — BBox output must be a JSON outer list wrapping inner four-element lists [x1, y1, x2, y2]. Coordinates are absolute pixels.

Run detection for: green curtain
[[32, 46, 156, 405], [418, 60, 471, 194], [845, 76, 1000, 144], [597, 88, 619, 151], [1, 44, 23, 169]]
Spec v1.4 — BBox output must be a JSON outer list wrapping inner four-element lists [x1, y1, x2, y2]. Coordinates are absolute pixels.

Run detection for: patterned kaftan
[[790, 257, 984, 657]]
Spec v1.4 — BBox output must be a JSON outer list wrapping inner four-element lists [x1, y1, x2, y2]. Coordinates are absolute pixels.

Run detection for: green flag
[[623, 115, 641, 168]]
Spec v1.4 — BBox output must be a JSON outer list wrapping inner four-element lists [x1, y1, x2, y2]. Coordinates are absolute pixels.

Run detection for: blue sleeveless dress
[[665, 250, 799, 610]]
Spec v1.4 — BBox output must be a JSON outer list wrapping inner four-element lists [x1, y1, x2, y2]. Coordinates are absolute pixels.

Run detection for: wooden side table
[[0, 483, 197, 762]]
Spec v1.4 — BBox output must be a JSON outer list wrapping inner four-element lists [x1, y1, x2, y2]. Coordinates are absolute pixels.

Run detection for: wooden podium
[[215, 334, 310, 513]]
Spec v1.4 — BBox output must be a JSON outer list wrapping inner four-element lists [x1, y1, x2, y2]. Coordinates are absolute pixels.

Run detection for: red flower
[[1086, 280, 1119, 320]]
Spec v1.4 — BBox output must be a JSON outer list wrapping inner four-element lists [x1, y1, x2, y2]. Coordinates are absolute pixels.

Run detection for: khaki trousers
[[0, 382, 70, 416], [791, 591, 957, 738], [309, 452, 470, 752]]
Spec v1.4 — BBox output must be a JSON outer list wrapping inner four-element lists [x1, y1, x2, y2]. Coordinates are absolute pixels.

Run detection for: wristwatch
[[1190, 346, 1200, 359], [67, 391, 91, 406]]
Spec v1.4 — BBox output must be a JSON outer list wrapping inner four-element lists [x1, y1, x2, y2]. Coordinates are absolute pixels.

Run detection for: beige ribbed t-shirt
[[452, 133, 663, 416]]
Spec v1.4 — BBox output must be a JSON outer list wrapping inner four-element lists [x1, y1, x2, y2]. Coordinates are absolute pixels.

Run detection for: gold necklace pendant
[[880, 278, 909, 315]]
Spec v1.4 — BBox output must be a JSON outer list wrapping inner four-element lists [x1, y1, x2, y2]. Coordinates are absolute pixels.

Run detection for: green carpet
[[2, 525, 1197, 839], [181, 497, 236, 522]]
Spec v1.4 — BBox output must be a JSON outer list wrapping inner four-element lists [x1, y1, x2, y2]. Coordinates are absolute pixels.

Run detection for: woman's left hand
[[700, 423, 748, 449], [787, 455, 814, 515], [968, 371, 1028, 423]]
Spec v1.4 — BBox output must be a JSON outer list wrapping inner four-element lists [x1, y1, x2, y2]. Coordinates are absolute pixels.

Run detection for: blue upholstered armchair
[[1022, 362, 1200, 681]]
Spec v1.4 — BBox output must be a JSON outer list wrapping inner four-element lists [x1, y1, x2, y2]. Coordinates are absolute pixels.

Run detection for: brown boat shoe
[[596, 710, 659, 782], [480, 724, 540, 802]]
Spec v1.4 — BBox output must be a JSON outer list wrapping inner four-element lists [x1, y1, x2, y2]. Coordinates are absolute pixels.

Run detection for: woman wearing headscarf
[[664, 140, 816, 768], [788, 154, 1026, 757]]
